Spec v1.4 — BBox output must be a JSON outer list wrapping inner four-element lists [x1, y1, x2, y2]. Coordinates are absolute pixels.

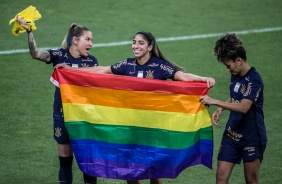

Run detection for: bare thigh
[[243, 158, 261, 184], [57, 143, 73, 157], [216, 160, 235, 184]]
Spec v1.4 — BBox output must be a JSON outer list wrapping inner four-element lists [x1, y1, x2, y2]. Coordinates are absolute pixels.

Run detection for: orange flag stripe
[[60, 84, 206, 114]]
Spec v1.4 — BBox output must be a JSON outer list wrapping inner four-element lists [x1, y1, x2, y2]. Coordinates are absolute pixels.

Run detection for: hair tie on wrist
[[27, 27, 32, 33]]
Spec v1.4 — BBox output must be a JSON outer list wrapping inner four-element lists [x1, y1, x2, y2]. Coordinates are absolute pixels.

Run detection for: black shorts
[[217, 139, 266, 164], [53, 119, 70, 144]]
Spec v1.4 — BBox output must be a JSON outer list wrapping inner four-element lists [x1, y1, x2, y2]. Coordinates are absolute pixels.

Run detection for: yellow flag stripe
[[63, 103, 212, 132]]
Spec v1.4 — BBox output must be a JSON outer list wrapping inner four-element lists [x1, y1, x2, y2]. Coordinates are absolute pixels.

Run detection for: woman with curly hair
[[200, 33, 267, 184]]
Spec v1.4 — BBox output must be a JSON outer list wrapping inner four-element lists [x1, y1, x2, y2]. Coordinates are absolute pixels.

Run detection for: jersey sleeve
[[110, 59, 128, 75], [91, 56, 99, 66], [159, 62, 178, 80], [243, 76, 263, 102], [46, 48, 62, 65]]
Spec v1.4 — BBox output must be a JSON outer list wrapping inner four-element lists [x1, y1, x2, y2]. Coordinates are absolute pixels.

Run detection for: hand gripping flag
[[51, 68, 213, 180], [9, 5, 41, 36]]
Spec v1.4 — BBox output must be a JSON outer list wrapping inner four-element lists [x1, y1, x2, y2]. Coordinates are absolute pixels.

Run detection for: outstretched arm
[[16, 16, 51, 62], [54, 63, 113, 74], [200, 95, 253, 114], [174, 71, 215, 88]]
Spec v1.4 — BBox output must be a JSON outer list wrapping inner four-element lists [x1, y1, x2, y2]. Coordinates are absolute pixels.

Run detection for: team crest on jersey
[[55, 127, 62, 137], [240, 84, 246, 94], [146, 70, 154, 79], [234, 82, 241, 93], [81, 63, 89, 67]]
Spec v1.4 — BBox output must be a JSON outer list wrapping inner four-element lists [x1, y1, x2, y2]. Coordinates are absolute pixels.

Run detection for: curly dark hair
[[214, 33, 246, 62]]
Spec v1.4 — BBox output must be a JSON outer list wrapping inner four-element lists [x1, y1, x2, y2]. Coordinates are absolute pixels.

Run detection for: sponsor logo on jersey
[[52, 50, 62, 56], [234, 82, 241, 93], [82, 57, 94, 62], [160, 64, 174, 74], [112, 60, 127, 69], [148, 63, 159, 67], [243, 82, 252, 97]]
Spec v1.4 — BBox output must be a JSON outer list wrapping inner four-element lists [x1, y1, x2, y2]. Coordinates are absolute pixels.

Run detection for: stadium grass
[[0, 0, 282, 183]]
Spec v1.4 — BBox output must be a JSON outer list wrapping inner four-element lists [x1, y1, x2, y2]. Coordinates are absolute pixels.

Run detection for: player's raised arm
[[16, 16, 51, 62]]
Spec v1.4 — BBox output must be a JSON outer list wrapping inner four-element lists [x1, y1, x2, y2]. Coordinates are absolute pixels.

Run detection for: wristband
[[27, 27, 32, 33]]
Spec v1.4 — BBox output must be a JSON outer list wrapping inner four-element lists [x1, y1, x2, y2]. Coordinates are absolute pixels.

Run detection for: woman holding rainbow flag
[[55, 31, 215, 184], [16, 15, 99, 184]]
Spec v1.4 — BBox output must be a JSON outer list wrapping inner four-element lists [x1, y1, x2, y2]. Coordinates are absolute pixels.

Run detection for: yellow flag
[[9, 5, 42, 36]]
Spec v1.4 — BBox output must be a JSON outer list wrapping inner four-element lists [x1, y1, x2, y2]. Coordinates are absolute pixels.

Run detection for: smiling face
[[74, 30, 93, 57], [132, 34, 153, 60]]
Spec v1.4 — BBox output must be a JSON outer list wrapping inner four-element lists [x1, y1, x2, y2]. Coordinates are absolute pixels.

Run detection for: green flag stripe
[[66, 121, 213, 150]]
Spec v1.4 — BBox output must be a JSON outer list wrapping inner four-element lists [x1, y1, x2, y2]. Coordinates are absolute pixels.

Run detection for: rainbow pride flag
[[51, 68, 213, 180]]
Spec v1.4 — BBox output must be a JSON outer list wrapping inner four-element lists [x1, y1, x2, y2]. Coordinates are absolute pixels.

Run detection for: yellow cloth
[[9, 5, 41, 36]]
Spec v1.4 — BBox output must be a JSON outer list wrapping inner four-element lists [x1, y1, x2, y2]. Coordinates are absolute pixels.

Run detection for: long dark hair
[[61, 23, 90, 49], [135, 31, 184, 71], [214, 33, 246, 62]]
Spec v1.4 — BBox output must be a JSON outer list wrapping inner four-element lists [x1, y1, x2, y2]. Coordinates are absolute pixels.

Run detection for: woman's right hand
[[212, 108, 222, 126], [54, 63, 72, 70]]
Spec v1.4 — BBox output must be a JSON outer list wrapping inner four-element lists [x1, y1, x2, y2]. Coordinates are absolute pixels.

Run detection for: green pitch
[[0, 0, 281, 183]]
